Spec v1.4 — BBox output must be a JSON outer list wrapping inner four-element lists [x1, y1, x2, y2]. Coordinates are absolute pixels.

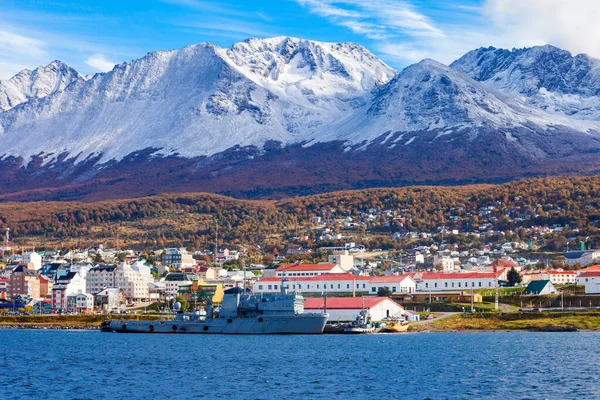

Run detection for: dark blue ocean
[[0, 330, 598, 399]]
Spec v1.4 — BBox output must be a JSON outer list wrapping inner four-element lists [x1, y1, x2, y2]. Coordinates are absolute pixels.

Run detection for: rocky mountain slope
[[0, 38, 600, 201]]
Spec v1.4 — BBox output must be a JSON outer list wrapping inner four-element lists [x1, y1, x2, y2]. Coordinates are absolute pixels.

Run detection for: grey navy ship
[[103, 285, 329, 334]]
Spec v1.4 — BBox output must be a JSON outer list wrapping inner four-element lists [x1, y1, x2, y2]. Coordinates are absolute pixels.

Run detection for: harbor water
[[1, 329, 598, 399]]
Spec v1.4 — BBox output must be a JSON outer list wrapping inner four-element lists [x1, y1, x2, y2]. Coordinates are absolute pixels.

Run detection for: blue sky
[[1, 0, 599, 79]]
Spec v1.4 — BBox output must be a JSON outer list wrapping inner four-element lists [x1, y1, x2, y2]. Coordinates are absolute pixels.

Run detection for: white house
[[524, 280, 558, 295], [22, 251, 42, 271], [67, 293, 94, 313], [576, 272, 600, 294], [115, 261, 153, 301], [303, 296, 404, 321], [275, 263, 344, 277], [52, 272, 86, 311], [328, 251, 354, 271], [564, 250, 600, 267]]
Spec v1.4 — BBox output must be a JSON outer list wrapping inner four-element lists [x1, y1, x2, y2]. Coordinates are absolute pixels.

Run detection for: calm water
[[0, 330, 598, 399]]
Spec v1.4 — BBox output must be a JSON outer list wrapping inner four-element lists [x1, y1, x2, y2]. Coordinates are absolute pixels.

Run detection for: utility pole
[[214, 221, 218, 266], [494, 264, 499, 311]]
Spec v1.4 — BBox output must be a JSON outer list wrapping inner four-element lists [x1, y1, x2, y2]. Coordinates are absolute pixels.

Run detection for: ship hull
[[106, 313, 328, 334]]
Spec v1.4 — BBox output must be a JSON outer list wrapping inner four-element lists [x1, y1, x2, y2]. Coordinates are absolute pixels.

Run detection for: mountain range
[[1, 37, 600, 201]]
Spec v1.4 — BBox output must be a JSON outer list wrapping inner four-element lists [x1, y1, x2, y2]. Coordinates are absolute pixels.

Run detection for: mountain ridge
[[1, 38, 600, 201]]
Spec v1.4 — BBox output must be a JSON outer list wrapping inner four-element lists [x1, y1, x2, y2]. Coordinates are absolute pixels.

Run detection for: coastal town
[[2, 224, 600, 330]]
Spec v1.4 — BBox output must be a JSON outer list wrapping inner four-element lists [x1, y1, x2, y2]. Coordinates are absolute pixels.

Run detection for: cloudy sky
[[1, 0, 599, 79]]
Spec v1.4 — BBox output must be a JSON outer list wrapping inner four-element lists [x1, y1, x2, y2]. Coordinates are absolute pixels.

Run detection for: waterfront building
[[73, 293, 94, 312], [51, 272, 86, 311], [303, 296, 404, 321]]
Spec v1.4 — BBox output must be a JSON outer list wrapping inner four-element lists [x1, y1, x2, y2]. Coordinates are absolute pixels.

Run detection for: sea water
[[0, 330, 597, 399]]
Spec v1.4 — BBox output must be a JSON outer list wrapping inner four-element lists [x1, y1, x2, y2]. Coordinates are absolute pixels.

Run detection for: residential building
[[328, 251, 354, 271], [164, 272, 200, 298], [9, 264, 40, 300], [564, 250, 600, 266], [22, 251, 42, 271], [115, 262, 153, 301], [524, 280, 558, 295], [52, 272, 86, 311], [540, 270, 576, 285], [72, 293, 94, 312], [162, 248, 196, 269], [38, 275, 53, 298], [86, 264, 117, 295]]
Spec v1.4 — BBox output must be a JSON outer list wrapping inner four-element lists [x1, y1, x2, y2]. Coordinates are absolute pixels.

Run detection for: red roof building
[[304, 296, 404, 321]]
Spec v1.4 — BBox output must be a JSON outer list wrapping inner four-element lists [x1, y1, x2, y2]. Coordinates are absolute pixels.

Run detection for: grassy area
[[411, 311, 600, 332], [401, 301, 510, 313], [477, 287, 525, 296], [0, 314, 161, 327]]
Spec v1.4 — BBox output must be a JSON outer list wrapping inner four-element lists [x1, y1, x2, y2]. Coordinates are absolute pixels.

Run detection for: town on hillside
[[2, 230, 600, 321]]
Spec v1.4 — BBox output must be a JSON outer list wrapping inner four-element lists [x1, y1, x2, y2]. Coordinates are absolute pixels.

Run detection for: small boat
[[381, 318, 409, 333], [343, 309, 377, 334]]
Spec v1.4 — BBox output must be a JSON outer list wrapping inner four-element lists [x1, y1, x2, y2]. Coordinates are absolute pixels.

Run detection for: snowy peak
[[451, 45, 600, 95], [451, 45, 600, 119], [0, 61, 83, 111], [225, 37, 395, 97], [366, 58, 522, 131]]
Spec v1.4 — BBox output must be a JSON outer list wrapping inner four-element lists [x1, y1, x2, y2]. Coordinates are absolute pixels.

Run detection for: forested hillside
[[1, 177, 599, 251]]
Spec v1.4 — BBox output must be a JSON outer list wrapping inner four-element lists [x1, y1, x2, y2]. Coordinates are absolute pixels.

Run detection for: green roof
[[525, 280, 553, 295]]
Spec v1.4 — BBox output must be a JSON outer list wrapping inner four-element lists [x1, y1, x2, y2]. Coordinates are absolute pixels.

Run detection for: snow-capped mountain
[[0, 38, 600, 201], [451, 45, 600, 120], [0, 61, 84, 112], [0, 37, 394, 163]]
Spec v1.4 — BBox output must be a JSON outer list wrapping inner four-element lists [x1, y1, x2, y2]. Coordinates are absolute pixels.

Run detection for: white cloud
[[297, 0, 600, 68], [482, 0, 600, 58], [85, 54, 116, 72], [0, 28, 48, 79]]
